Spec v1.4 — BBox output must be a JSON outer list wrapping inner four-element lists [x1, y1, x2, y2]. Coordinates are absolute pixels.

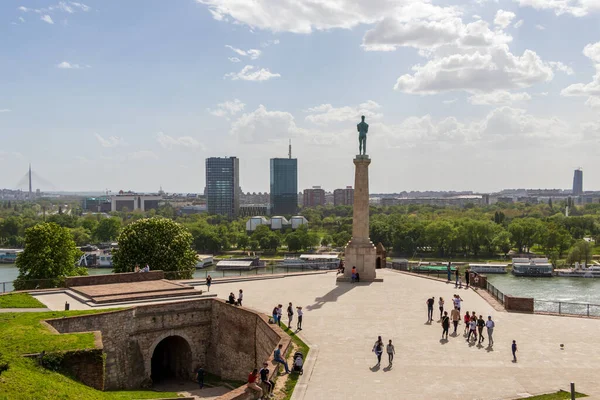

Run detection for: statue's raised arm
[[357, 115, 369, 155]]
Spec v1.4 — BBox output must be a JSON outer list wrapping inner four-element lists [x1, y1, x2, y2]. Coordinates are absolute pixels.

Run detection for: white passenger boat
[[556, 263, 600, 278], [468, 263, 508, 274], [512, 257, 553, 277], [196, 255, 214, 269]]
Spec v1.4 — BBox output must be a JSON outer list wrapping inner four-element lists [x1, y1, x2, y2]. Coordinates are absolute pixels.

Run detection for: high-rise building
[[270, 141, 298, 215], [573, 168, 583, 196], [334, 186, 354, 206], [303, 186, 326, 208], [206, 157, 240, 218]]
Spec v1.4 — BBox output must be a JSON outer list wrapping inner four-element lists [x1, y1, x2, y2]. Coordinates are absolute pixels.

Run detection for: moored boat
[[512, 257, 553, 277], [468, 263, 508, 274]]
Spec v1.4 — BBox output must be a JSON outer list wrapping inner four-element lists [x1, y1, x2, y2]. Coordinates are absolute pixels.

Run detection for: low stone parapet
[[504, 295, 534, 313], [65, 271, 164, 287]]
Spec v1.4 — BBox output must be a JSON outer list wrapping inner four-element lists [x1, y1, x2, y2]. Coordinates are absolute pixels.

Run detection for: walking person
[[453, 294, 462, 314], [438, 297, 445, 320], [386, 340, 395, 366], [372, 336, 384, 366], [296, 306, 303, 330], [351, 266, 357, 283], [447, 262, 452, 282], [512, 340, 518, 362], [477, 315, 485, 344], [206, 275, 212, 292], [237, 289, 243, 306], [441, 311, 450, 340], [468, 317, 477, 342], [455, 268, 459, 287], [463, 312, 470, 334], [247, 368, 263, 398], [465, 269, 470, 288], [196, 366, 204, 389], [272, 305, 278, 325], [426, 296, 435, 322], [451, 307, 460, 335], [287, 302, 294, 327], [274, 344, 290, 374], [486, 316, 495, 346]]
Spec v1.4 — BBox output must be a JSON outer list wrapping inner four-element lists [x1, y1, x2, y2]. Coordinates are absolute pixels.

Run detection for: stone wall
[[469, 272, 487, 289], [42, 349, 105, 390], [65, 271, 164, 287], [504, 295, 534, 313], [45, 299, 287, 391]]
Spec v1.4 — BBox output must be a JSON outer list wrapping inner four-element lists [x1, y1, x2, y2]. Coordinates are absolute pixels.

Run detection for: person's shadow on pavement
[[383, 365, 392, 372], [369, 364, 381, 372], [439, 338, 449, 345]]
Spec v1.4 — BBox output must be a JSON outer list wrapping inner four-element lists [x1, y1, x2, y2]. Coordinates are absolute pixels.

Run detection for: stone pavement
[[207, 269, 600, 400]]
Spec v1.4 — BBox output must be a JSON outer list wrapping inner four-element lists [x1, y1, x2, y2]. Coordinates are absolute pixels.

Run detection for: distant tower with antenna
[[289, 139, 292, 159], [28, 163, 32, 200]]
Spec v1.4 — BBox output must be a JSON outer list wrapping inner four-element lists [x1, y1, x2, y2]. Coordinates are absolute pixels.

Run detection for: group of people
[[372, 336, 395, 367], [133, 264, 150, 273], [227, 289, 244, 306], [247, 343, 303, 399], [271, 302, 303, 330]]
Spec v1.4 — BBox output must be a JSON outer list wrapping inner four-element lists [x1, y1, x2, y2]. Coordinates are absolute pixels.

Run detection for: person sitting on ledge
[[141, 264, 150, 272], [228, 292, 237, 305], [247, 369, 263, 398], [273, 344, 290, 374], [134, 265, 140, 273]]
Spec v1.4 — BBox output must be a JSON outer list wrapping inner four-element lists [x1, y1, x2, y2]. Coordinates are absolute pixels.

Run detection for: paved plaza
[[32, 269, 600, 399]]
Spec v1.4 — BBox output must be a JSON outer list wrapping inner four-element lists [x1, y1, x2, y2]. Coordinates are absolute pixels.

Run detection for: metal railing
[[486, 281, 505, 305], [534, 300, 600, 317]]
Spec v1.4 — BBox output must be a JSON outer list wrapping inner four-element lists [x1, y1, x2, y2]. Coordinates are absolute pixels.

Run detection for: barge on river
[[556, 262, 600, 278], [468, 263, 508, 274]]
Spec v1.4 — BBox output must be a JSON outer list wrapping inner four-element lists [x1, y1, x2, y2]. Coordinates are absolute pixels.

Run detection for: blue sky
[[1, 0, 600, 194]]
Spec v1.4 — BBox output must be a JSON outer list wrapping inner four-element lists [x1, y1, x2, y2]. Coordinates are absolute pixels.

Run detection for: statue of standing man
[[357, 115, 369, 155]]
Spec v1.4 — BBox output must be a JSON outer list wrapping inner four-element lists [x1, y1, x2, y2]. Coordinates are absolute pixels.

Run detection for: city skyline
[[2, 1, 600, 193]]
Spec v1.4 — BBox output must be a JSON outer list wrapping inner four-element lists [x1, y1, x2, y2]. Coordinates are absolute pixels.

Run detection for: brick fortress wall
[[65, 271, 164, 287]]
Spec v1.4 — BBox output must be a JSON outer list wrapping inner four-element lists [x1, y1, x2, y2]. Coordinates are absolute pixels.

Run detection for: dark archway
[[150, 335, 192, 383], [376, 257, 381, 269]]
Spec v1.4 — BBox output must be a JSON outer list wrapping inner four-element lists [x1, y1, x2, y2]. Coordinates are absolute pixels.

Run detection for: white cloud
[[41, 15, 54, 24], [394, 46, 553, 95], [494, 10, 516, 29], [224, 65, 281, 81], [57, 61, 80, 69], [228, 57, 241, 63], [0, 109, 11, 113], [305, 100, 383, 125], [513, 19, 524, 28], [442, 98, 458, 104], [468, 90, 531, 105], [208, 99, 246, 117], [156, 132, 203, 149], [561, 42, 600, 108], [230, 105, 306, 143], [535, 24, 545, 30], [129, 150, 158, 160], [261, 39, 280, 47], [515, 0, 600, 17], [18, 6, 29, 12], [94, 133, 125, 148], [549, 61, 574, 75], [225, 45, 262, 59]]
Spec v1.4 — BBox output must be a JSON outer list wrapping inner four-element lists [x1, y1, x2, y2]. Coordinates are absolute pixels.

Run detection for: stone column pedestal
[[340, 155, 380, 282]]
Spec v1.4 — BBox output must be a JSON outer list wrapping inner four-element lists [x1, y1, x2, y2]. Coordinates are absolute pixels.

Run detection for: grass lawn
[[0, 293, 46, 308], [523, 390, 587, 399], [0, 310, 178, 400], [276, 325, 310, 400]]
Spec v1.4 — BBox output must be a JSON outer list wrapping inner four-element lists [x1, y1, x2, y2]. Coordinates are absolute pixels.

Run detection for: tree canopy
[[14, 222, 85, 290], [112, 218, 197, 279]]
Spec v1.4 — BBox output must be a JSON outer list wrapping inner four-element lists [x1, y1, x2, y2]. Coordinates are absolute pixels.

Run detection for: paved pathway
[[208, 269, 600, 400]]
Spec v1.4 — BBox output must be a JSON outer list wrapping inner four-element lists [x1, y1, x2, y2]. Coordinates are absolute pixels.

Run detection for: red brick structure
[[65, 271, 164, 287], [504, 295, 534, 313]]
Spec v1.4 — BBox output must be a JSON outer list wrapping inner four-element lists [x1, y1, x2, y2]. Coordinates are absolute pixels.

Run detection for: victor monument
[[341, 116, 379, 282]]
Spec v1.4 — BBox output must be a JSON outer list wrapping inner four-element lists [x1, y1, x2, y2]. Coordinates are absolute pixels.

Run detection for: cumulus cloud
[[41, 15, 54, 24], [225, 45, 262, 59], [208, 99, 246, 117], [56, 61, 83, 69], [156, 132, 203, 149], [305, 100, 383, 125], [95, 133, 125, 148], [468, 91, 531, 105], [549, 61, 574, 75], [561, 42, 600, 108], [494, 10, 516, 29], [516, 0, 600, 17], [224, 65, 280, 81], [394, 46, 553, 94], [230, 105, 307, 143]]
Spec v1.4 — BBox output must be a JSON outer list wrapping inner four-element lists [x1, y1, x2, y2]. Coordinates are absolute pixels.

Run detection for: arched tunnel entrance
[[150, 335, 192, 383]]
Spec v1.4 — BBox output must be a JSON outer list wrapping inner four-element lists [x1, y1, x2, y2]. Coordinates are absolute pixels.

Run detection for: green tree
[[286, 232, 302, 252], [492, 230, 512, 256], [113, 218, 197, 279], [508, 218, 542, 253], [14, 222, 85, 290], [236, 233, 249, 251], [70, 227, 92, 246], [566, 239, 593, 266], [95, 217, 122, 242], [321, 235, 333, 247]]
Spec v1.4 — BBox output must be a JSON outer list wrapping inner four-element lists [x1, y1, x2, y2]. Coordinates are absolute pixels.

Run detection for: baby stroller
[[292, 351, 304, 374]]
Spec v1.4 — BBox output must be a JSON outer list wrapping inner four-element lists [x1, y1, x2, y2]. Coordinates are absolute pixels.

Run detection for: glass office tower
[[206, 157, 239, 218], [270, 158, 298, 215]]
